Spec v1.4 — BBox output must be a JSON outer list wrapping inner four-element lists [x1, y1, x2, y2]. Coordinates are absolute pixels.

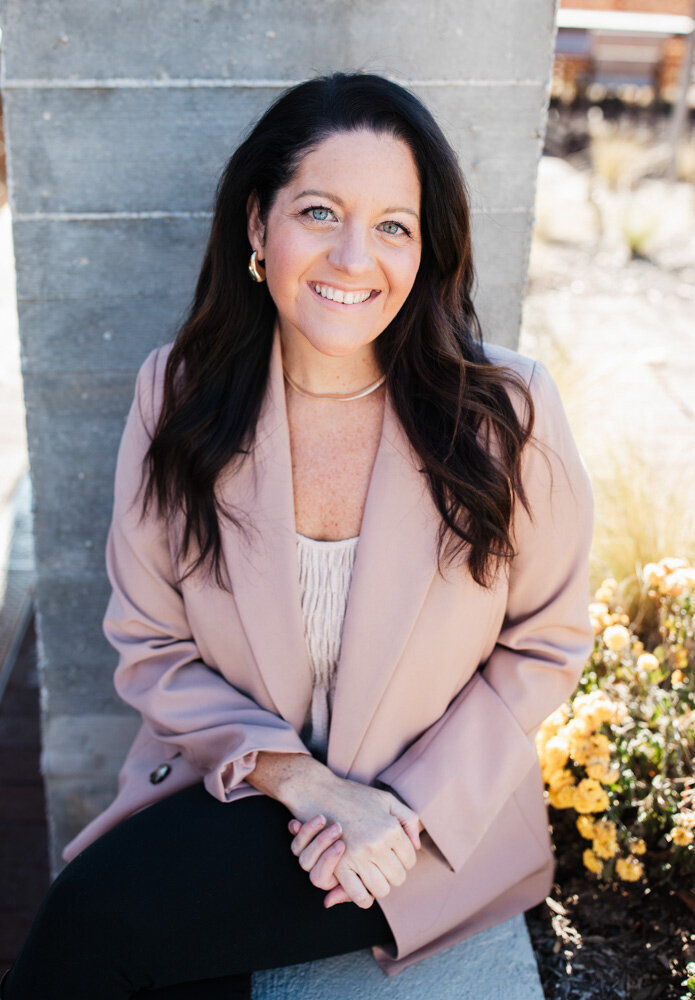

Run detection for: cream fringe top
[[295, 530, 360, 764]]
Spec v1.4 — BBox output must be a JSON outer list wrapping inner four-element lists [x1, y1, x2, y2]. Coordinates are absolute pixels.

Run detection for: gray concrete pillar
[[0, 0, 559, 871]]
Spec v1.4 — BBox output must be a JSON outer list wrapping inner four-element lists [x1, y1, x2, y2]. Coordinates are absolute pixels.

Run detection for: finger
[[388, 797, 422, 850], [354, 859, 392, 901], [375, 849, 408, 887], [298, 822, 344, 871], [390, 823, 418, 869], [324, 884, 351, 908], [392, 835, 418, 872], [334, 867, 376, 909], [402, 820, 421, 852], [308, 839, 346, 890], [289, 814, 327, 856]]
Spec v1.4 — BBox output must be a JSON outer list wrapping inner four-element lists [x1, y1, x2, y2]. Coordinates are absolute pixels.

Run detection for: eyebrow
[[293, 189, 420, 220]]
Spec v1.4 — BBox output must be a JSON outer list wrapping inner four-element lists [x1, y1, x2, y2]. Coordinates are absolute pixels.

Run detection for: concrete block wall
[[0, 0, 559, 871]]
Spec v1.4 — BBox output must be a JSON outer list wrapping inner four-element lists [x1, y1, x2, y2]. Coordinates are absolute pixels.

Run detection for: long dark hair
[[142, 71, 537, 590]]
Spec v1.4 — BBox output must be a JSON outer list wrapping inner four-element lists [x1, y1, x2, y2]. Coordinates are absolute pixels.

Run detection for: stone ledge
[[252, 913, 544, 999]]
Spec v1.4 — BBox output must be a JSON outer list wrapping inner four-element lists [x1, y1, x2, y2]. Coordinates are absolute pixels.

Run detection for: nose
[[327, 220, 374, 276]]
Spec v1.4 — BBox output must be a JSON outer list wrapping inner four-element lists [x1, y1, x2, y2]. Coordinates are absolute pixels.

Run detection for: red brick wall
[[560, 0, 692, 15]]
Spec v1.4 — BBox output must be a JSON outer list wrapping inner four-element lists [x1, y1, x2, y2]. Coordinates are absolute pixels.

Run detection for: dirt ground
[[525, 807, 695, 1000]]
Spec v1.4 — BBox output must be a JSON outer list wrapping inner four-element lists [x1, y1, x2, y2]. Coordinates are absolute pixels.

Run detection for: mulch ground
[[525, 807, 695, 999]]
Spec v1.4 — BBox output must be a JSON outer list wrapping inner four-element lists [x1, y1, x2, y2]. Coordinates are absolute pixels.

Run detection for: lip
[[308, 281, 381, 307]]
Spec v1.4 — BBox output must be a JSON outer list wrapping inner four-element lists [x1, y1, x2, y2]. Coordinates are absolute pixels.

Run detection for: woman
[[2, 72, 595, 998]]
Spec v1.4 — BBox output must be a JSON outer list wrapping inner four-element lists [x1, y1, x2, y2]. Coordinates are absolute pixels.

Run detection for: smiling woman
[[246, 129, 422, 397], [1, 72, 594, 999]]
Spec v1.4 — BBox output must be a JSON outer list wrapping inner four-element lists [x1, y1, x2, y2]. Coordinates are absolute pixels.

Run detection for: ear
[[246, 192, 266, 256]]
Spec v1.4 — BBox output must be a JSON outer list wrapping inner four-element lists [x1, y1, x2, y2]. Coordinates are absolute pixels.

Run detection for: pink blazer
[[62, 324, 595, 978]]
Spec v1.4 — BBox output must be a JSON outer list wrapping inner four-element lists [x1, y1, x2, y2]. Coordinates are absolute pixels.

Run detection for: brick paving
[[0, 616, 50, 972]]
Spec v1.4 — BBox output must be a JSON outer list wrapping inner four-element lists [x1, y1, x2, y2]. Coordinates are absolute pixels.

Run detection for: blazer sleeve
[[374, 359, 595, 873], [104, 347, 312, 803]]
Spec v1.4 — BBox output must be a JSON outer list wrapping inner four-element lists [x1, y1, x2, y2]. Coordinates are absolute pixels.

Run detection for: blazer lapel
[[217, 324, 442, 773], [216, 327, 313, 734], [327, 395, 440, 777]]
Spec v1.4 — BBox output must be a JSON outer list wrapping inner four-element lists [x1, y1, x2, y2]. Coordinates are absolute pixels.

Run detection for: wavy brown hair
[[142, 72, 538, 590]]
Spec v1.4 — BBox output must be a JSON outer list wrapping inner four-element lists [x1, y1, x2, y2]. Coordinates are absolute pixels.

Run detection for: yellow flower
[[604, 624, 631, 652], [572, 691, 619, 730], [632, 639, 644, 655], [572, 778, 609, 813], [671, 827, 694, 847], [583, 848, 603, 874], [594, 586, 614, 603], [586, 760, 620, 784], [611, 701, 629, 724], [592, 818, 618, 859], [637, 652, 659, 672], [576, 815, 595, 839], [616, 855, 644, 881], [548, 785, 576, 810], [573, 778, 610, 814], [675, 648, 689, 670], [588, 602, 611, 634], [593, 836, 619, 859], [592, 817, 617, 838], [564, 716, 592, 746], [642, 562, 667, 588], [543, 734, 571, 772], [672, 669, 685, 685], [537, 705, 570, 744], [546, 767, 576, 792], [659, 557, 689, 573], [662, 568, 695, 597], [629, 838, 647, 855], [570, 732, 612, 767]]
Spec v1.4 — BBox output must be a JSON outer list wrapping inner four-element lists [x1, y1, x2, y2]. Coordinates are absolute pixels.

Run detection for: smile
[[309, 282, 379, 306]]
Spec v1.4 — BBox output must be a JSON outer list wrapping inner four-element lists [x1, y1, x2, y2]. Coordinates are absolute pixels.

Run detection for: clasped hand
[[285, 776, 424, 909]]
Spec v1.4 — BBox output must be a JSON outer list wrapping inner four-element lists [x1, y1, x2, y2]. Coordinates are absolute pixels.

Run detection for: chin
[[303, 328, 380, 358]]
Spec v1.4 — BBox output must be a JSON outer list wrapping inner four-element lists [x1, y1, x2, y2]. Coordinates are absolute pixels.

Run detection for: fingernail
[[316, 814, 326, 825], [331, 822, 342, 834]]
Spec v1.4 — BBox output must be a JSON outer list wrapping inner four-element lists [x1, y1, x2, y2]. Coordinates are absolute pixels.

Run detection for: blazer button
[[149, 763, 172, 784]]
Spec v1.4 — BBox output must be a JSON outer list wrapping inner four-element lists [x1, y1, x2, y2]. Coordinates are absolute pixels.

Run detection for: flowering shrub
[[536, 557, 695, 886]]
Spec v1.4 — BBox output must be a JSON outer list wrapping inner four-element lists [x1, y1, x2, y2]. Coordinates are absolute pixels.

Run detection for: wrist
[[246, 750, 336, 811]]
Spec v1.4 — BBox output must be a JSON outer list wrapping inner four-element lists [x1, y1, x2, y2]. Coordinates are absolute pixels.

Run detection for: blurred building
[[554, 0, 695, 104]]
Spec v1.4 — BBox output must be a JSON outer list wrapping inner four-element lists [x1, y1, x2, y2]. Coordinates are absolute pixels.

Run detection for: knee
[[38, 855, 107, 939]]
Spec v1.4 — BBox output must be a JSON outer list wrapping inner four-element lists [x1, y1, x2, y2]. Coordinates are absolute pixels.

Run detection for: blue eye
[[303, 206, 335, 222], [381, 221, 410, 237]]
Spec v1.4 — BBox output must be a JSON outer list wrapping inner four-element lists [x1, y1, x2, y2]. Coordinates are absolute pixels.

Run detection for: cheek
[[389, 250, 421, 301], [265, 235, 318, 292]]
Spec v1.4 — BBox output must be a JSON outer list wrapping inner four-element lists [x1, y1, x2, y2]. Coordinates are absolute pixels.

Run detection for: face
[[247, 129, 422, 364]]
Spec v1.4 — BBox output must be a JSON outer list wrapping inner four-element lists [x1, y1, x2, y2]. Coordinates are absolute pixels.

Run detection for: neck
[[278, 325, 383, 397]]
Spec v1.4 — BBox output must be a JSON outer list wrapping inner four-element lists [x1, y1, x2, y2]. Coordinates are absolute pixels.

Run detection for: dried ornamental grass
[[536, 558, 695, 890]]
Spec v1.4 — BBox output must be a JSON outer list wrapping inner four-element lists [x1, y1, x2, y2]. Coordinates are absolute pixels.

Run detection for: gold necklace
[[282, 368, 387, 401]]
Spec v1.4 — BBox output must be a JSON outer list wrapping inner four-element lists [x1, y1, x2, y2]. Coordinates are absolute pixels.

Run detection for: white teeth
[[312, 283, 371, 304]]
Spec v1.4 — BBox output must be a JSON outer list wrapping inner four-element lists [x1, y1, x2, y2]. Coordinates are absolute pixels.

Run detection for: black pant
[[3, 784, 395, 999]]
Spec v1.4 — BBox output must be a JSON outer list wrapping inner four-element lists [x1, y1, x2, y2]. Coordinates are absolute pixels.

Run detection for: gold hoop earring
[[248, 250, 266, 283]]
